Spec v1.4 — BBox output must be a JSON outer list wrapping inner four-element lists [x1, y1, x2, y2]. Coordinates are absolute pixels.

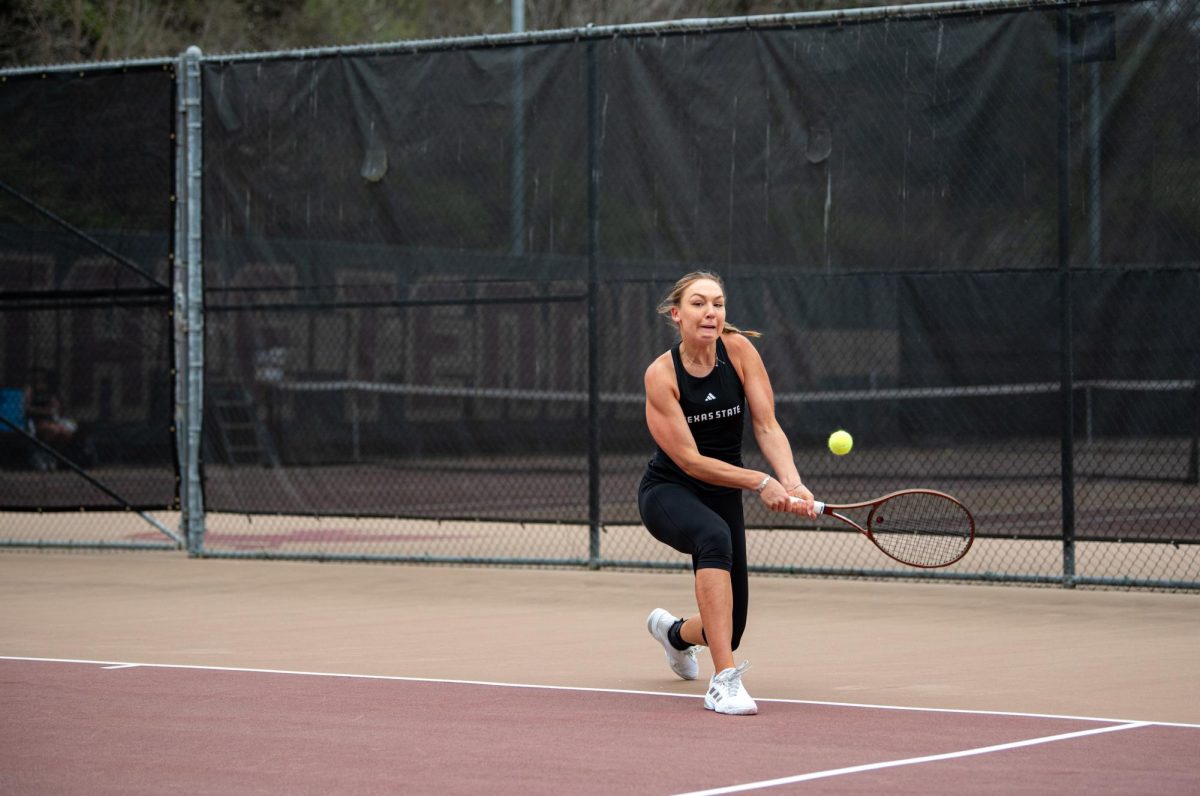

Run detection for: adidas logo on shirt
[[705, 393, 717, 402]]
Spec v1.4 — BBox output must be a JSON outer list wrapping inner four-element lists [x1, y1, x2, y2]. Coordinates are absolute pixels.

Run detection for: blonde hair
[[656, 270, 761, 338]]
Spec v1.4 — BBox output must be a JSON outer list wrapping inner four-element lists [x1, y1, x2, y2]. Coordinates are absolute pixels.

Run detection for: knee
[[692, 526, 733, 571]]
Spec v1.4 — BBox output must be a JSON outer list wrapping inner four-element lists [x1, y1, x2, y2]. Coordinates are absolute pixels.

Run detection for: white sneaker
[[646, 608, 699, 681], [704, 661, 757, 715]]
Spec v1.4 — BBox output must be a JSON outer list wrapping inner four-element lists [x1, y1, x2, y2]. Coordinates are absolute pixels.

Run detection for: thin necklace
[[680, 344, 717, 369]]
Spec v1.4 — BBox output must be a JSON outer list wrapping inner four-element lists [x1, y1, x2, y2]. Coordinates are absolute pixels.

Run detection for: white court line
[[673, 722, 1153, 796], [2, 655, 1198, 730], [100, 663, 140, 670]]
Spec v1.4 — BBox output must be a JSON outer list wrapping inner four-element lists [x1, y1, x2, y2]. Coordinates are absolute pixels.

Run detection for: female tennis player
[[640, 271, 816, 716]]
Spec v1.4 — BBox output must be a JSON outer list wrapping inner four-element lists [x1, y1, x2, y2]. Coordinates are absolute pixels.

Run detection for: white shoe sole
[[704, 696, 758, 716]]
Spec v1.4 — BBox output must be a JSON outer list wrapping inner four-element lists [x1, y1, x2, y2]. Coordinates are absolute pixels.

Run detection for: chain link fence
[[1, 0, 1197, 588], [0, 60, 182, 549]]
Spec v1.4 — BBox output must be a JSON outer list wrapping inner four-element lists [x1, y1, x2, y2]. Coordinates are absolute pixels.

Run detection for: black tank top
[[645, 337, 746, 493]]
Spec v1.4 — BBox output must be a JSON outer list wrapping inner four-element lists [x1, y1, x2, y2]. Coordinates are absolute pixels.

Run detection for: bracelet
[[753, 475, 771, 494], [787, 481, 804, 492]]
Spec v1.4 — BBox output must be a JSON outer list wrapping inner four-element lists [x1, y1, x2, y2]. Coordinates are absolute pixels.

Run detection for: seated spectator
[[24, 369, 80, 469]]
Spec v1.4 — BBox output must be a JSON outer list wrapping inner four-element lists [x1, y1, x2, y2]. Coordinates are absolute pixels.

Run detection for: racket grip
[[788, 497, 825, 513]]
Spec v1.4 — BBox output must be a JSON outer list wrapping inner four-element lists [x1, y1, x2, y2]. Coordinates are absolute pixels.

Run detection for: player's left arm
[[725, 333, 815, 514]]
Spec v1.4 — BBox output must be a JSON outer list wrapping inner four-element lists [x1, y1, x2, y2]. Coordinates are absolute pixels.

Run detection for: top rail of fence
[[272, 378, 1197, 404], [0, 56, 178, 77], [196, 0, 1118, 64], [0, 0, 1117, 76]]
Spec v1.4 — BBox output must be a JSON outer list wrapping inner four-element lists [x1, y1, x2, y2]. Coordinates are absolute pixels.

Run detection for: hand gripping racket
[[792, 489, 975, 568]]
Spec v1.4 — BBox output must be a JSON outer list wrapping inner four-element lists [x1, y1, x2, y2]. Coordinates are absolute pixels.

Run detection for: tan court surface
[[0, 551, 1197, 725]]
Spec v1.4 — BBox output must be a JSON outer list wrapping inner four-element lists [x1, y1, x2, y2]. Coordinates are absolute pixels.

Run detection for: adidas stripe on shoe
[[704, 661, 757, 715]]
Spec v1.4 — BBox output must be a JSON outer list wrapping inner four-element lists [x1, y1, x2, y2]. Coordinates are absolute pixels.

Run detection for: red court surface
[[1, 554, 1198, 794], [2, 656, 1197, 795]]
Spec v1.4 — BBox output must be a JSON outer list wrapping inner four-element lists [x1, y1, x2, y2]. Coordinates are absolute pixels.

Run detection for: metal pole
[[174, 50, 189, 542], [586, 40, 602, 569], [1088, 62, 1102, 269], [1189, 379, 1199, 484], [511, 1, 526, 257], [1056, 12, 1076, 587], [180, 45, 206, 555]]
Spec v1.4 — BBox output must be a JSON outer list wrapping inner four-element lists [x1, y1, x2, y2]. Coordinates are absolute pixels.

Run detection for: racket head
[[864, 489, 975, 568]]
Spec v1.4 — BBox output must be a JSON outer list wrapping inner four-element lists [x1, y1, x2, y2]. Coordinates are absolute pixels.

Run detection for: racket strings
[[868, 493, 973, 567]]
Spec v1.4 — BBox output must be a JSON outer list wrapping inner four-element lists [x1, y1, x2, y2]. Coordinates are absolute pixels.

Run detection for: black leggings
[[637, 479, 749, 651]]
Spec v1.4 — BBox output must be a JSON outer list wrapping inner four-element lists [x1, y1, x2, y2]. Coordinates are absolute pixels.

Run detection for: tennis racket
[[792, 489, 975, 568]]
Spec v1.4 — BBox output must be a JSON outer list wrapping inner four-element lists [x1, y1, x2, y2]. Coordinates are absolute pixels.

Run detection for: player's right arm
[[644, 353, 790, 508]]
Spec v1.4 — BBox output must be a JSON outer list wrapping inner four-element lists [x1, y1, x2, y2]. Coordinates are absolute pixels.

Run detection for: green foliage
[[292, 0, 425, 48]]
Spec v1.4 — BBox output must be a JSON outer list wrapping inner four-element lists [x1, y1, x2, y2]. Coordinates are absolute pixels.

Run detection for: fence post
[[1056, 12, 1076, 587], [1189, 378, 1199, 485], [587, 39, 602, 569], [176, 45, 206, 555]]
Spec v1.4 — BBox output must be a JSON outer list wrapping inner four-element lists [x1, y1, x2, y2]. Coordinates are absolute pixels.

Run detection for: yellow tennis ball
[[828, 429, 853, 456]]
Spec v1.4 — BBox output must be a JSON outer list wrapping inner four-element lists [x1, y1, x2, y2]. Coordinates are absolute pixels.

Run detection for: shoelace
[[717, 660, 751, 694]]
